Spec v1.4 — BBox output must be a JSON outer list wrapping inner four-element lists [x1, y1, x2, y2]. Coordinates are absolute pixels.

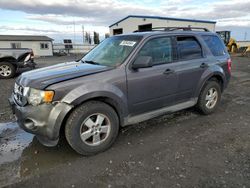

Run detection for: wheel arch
[[74, 96, 125, 124], [59, 95, 127, 139], [195, 72, 225, 98], [0, 56, 17, 68]]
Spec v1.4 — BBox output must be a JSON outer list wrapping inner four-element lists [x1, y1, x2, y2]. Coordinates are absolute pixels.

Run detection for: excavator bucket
[[243, 46, 250, 57], [239, 46, 250, 57]]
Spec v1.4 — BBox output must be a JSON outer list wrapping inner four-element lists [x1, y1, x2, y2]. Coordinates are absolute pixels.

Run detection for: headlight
[[27, 88, 54, 106]]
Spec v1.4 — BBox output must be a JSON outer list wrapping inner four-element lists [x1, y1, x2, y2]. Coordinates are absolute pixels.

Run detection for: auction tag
[[120, 41, 136, 46]]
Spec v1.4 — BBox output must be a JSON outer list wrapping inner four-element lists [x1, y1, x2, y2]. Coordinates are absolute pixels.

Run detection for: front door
[[126, 36, 178, 116]]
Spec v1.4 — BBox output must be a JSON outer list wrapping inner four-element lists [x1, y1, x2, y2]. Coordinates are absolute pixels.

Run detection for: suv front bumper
[[9, 94, 73, 146]]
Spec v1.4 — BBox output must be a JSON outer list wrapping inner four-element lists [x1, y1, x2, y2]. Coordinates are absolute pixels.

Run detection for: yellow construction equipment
[[216, 31, 250, 56], [216, 31, 238, 52]]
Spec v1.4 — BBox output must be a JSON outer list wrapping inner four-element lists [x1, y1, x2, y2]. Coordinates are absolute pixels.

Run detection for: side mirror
[[132, 56, 153, 69]]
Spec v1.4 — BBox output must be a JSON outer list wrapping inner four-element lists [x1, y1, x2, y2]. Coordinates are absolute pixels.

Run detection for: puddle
[[0, 122, 33, 165], [0, 122, 79, 187]]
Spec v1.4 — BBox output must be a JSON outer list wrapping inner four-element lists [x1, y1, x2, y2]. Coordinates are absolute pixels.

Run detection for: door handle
[[200, 63, 209, 68], [163, 69, 175, 75]]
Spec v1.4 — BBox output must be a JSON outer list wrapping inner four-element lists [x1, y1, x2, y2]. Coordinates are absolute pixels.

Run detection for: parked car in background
[[53, 49, 68, 56], [9, 27, 231, 155], [0, 48, 36, 78]]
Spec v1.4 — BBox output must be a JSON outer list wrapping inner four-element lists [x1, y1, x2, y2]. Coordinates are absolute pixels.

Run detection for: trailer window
[[11, 43, 21, 49], [40, 43, 49, 49]]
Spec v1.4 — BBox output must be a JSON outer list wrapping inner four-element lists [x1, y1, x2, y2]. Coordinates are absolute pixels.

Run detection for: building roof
[[0, 35, 53, 41], [109, 15, 217, 28]]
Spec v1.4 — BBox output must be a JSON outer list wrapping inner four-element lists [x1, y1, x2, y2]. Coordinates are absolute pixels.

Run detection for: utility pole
[[82, 25, 84, 44], [73, 18, 76, 45], [73, 18, 76, 60]]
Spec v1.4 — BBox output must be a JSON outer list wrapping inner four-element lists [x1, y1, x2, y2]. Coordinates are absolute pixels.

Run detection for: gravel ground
[[0, 55, 250, 188]]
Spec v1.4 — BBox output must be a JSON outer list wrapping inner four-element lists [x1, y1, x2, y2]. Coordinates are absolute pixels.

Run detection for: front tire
[[65, 101, 119, 156], [0, 62, 16, 79], [197, 81, 221, 115]]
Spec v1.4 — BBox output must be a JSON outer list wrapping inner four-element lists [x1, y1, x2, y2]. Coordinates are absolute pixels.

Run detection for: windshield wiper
[[82, 60, 100, 65]]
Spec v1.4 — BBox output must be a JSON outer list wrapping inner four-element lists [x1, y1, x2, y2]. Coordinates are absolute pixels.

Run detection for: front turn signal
[[43, 91, 54, 103]]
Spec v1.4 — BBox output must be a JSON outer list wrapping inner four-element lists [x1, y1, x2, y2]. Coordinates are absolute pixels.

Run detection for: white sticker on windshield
[[120, 40, 136, 46]]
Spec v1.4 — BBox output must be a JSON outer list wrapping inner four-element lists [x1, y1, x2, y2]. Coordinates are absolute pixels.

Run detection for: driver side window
[[137, 37, 173, 65]]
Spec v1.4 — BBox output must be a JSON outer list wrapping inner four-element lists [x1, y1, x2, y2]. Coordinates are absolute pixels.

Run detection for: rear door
[[126, 36, 178, 116], [173, 35, 208, 103]]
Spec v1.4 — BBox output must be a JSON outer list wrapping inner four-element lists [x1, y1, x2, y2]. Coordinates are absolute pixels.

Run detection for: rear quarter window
[[202, 35, 226, 56]]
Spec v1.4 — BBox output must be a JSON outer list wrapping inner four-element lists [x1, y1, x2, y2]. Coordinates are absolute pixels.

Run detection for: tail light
[[227, 58, 232, 74]]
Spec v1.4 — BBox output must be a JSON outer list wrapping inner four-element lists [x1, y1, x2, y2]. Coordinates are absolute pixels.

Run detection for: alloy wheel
[[205, 87, 218, 109], [80, 113, 111, 146], [0, 65, 12, 77]]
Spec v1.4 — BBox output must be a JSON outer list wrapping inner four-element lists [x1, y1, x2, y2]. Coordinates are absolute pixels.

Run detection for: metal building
[[0, 35, 53, 56], [109, 15, 216, 36]]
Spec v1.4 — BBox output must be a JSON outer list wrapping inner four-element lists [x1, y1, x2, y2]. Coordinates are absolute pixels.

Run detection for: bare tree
[[85, 32, 92, 44], [94, 31, 100, 44], [85, 32, 89, 44]]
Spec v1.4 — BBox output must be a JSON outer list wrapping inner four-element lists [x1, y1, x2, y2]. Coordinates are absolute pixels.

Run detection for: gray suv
[[9, 27, 231, 155]]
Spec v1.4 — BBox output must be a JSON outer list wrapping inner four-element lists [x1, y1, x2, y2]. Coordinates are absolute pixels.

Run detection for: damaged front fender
[[10, 94, 73, 146]]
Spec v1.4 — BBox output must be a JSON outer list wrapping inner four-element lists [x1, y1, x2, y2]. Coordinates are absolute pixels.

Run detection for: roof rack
[[134, 27, 210, 33]]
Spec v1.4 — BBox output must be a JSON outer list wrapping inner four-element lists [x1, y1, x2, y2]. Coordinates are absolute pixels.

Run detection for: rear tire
[[65, 101, 119, 156], [197, 81, 221, 115], [0, 62, 16, 79]]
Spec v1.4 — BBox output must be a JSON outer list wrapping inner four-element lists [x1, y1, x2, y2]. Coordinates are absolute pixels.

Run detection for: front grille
[[13, 83, 27, 106]]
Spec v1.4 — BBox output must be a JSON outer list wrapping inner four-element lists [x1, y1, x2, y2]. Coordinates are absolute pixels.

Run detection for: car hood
[[17, 61, 113, 89]]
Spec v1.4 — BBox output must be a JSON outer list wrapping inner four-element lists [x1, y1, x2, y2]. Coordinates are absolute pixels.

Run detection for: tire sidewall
[[66, 102, 119, 155], [198, 81, 221, 114]]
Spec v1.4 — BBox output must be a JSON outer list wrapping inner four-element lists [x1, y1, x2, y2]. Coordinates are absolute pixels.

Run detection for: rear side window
[[137, 37, 173, 65], [177, 36, 203, 60], [202, 35, 226, 56]]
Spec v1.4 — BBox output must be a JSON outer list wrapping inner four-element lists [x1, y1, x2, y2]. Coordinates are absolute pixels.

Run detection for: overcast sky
[[0, 0, 250, 43]]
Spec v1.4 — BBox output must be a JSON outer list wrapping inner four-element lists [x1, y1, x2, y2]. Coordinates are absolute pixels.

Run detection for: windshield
[[82, 35, 142, 67]]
